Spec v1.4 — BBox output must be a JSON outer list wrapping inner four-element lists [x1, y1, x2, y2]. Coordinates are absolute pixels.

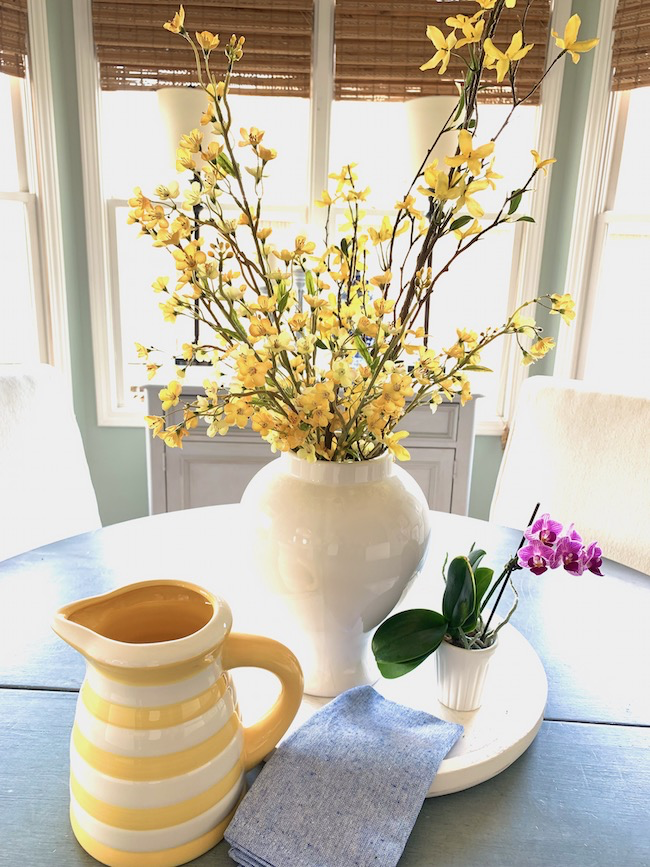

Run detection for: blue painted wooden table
[[1, 506, 649, 866]]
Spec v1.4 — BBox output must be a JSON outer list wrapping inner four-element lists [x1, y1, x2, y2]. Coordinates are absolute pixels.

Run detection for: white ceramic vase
[[240, 451, 431, 697], [436, 636, 499, 712]]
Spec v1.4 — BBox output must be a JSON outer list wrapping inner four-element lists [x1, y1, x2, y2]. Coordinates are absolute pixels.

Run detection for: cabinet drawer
[[397, 403, 458, 442]]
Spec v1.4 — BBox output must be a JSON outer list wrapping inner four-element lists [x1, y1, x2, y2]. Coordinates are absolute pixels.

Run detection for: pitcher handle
[[221, 632, 304, 771]]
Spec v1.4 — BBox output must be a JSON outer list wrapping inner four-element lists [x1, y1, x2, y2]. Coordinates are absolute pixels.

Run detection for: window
[[556, 0, 650, 391], [76, 0, 563, 430], [580, 87, 650, 388], [0, 0, 68, 372]]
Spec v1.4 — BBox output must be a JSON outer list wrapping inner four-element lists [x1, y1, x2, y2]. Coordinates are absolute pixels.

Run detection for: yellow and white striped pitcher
[[52, 580, 303, 867]]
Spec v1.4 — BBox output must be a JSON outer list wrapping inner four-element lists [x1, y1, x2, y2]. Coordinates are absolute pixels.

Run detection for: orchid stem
[[481, 502, 540, 641]]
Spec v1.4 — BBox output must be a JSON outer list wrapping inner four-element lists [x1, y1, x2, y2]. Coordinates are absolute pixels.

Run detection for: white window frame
[[552, 0, 621, 380], [73, 0, 568, 429], [1, 0, 70, 379]]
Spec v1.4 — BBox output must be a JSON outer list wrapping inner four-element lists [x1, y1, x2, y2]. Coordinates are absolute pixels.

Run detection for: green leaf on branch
[[517, 216, 535, 223], [372, 608, 447, 664], [442, 556, 476, 629], [304, 270, 316, 295], [450, 215, 473, 231], [277, 289, 290, 315], [340, 238, 349, 257], [217, 153, 236, 177], [354, 335, 373, 368], [315, 338, 328, 350], [463, 364, 493, 373], [452, 88, 465, 123], [508, 191, 523, 215]]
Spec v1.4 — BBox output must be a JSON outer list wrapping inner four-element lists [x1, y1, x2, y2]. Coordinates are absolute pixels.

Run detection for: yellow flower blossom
[[483, 32, 534, 83], [330, 359, 355, 388], [297, 443, 317, 463], [552, 15, 599, 64], [373, 298, 396, 317], [459, 379, 472, 406], [523, 336, 556, 365], [449, 14, 485, 49], [456, 178, 490, 218], [385, 430, 411, 461], [550, 293, 576, 324], [370, 269, 392, 287], [161, 427, 189, 449], [358, 316, 379, 338], [316, 189, 336, 208], [531, 150, 557, 175], [236, 352, 272, 388], [159, 380, 182, 411], [163, 5, 185, 33], [145, 415, 165, 436], [420, 26, 457, 76], [147, 363, 161, 380], [176, 148, 196, 173], [154, 182, 179, 199], [258, 146, 277, 162], [196, 30, 219, 52], [510, 310, 537, 332], [179, 129, 203, 154], [328, 164, 358, 192], [135, 342, 149, 359], [454, 218, 482, 240], [394, 194, 423, 219]]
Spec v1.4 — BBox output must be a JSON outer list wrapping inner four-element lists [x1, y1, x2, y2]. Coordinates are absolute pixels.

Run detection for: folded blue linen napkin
[[225, 685, 463, 867]]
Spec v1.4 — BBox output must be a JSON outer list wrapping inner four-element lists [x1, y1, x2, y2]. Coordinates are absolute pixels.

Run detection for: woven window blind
[[334, 0, 551, 103], [92, 0, 314, 96], [612, 0, 650, 91], [0, 0, 28, 79]]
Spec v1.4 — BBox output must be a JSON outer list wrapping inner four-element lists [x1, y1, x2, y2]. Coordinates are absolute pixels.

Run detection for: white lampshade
[[405, 95, 459, 180], [157, 86, 214, 171]]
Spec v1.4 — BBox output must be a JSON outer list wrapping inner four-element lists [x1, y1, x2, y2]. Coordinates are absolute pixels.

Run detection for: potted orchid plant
[[372, 507, 603, 711]]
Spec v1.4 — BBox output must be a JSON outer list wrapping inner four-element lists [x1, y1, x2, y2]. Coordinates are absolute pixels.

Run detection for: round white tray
[[234, 624, 547, 797]]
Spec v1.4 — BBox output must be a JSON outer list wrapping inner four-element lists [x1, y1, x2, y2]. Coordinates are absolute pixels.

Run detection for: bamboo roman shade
[[612, 0, 650, 91], [334, 0, 551, 103], [0, 0, 28, 79], [92, 0, 314, 96]]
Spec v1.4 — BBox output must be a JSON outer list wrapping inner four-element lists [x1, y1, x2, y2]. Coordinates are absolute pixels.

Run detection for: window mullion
[[9, 76, 29, 192], [307, 0, 334, 231]]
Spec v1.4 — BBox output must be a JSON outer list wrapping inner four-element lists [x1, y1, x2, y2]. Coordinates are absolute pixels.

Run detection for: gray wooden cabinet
[[144, 385, 477, 515]]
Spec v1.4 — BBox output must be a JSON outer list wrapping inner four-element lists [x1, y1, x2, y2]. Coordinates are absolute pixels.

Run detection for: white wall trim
[[307, 0, 334, 230], [26, 0, 71, 384], [498, 0, 573, 429], [72, 0, 125, 426], [552, 0, 619, 379]]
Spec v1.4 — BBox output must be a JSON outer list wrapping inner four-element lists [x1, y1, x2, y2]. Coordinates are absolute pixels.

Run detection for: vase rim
[[280, 449, 393, 484]]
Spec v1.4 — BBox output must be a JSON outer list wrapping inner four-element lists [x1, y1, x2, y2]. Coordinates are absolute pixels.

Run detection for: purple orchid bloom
[[551, 534, 585, 574], [525, 513, 564, 547], [583, 541, 604, 576], [518, 538, 555, 574], [565, 523, 583, 545]]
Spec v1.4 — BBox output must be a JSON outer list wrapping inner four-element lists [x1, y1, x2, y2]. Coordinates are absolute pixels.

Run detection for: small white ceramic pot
[[435, 636, 499, 712]]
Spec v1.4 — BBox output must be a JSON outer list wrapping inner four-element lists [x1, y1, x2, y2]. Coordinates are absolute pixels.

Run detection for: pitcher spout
[[52, 580, 233, 673]]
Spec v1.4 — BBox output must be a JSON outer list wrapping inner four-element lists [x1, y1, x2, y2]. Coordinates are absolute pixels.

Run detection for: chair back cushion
[[0, 364, 101, 561], [490, 376, 650, 574]]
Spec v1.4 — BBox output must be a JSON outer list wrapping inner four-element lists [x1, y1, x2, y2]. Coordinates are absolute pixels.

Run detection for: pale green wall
[[46, 0, 599, 524], [47, 0, 148, 526]]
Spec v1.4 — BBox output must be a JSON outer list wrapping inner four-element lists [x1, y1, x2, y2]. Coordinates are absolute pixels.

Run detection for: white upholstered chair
[[490, 376, 650, 574], [0, 364, 101, 561]]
